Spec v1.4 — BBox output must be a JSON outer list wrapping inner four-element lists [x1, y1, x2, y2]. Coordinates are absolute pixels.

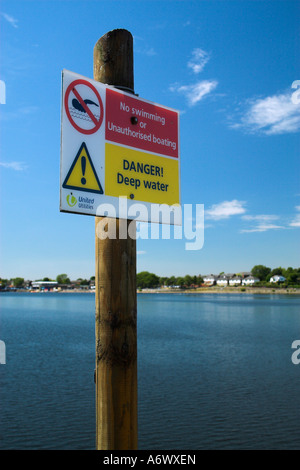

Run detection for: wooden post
[[94, 29, 138, 450]]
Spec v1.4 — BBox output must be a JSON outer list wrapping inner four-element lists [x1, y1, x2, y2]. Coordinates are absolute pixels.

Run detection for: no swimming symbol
[[64, 79, 104, 135]]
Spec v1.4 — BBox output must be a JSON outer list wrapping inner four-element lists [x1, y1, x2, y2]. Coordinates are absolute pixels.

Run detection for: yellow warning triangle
[[63, 142, 103, 194]]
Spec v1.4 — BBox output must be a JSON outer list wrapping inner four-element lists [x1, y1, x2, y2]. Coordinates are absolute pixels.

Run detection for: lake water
[[0, 292, 299, 450]]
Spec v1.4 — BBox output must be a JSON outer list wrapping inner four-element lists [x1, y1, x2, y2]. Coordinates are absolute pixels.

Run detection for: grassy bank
[[138, 286, 300, 295]]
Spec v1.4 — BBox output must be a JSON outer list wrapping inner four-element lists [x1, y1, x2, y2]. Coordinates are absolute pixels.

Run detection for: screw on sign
[[64, 79, 104, 135]]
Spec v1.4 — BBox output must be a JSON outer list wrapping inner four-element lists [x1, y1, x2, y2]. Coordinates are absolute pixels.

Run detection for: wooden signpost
[[60, 28, 180, 450], [94, 29, 138, 450]]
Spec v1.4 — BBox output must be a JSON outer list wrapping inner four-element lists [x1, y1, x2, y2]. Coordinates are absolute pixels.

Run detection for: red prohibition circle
[[64, 79, 104, 135]]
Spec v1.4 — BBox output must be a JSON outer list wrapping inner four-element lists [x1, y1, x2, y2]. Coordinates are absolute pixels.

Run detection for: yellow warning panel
[[105, 143, 180, 205], [63, 142, 103, 194]]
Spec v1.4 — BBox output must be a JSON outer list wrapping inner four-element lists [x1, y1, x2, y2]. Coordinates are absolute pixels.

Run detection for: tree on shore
[[166, 276, 177, 287], [137, 271, 160, 289], [176, 277, 185, 288], [183, 275, 193, 287], [251, 265, 271, 281], [136, 272, 204, 289], [56, 273, 70, 285], [12, 277, 24, 288]]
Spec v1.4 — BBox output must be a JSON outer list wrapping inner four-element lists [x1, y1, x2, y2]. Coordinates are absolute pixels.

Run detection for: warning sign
[[105, 88, 178, 159], [60, 69, 181, 223], [64, 79, 104, 135], [62, 142, 103, 194], [105, 143, 179, 205]]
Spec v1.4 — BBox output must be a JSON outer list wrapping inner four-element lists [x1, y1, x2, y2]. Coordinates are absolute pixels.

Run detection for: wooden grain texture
[[94, 29, 134, 91], [94, 29, 137, 450]]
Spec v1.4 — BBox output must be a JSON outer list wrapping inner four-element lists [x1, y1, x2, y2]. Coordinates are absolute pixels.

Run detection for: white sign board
[[60, 70, 181, 224]]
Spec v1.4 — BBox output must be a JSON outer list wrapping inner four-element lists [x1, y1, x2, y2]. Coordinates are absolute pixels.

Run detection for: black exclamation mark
[[81, 156, 86, 185], [161, 167, 164, 177]]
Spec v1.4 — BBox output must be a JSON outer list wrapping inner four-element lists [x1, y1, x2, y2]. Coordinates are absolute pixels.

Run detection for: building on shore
[[31, 281, 58, 291], [270, 275, 286, 283], [202, 273, 260, 287], [203, 275, 218, 286], [241, 276, 260, 286], [229, 276, 242, 286], [216, 275, 230, 286]]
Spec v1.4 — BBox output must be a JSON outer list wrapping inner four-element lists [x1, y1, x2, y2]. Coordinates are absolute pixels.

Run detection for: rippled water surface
[[0, 292, 299, 449]]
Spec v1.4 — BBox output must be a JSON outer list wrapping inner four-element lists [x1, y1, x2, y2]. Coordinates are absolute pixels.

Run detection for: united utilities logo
[[66, 193, 77, 207], [78, 196, 94, 209], [66, 192, 94, 210]]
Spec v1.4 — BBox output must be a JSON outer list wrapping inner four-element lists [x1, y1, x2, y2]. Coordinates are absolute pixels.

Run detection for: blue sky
[[0, 0, 299, 280]]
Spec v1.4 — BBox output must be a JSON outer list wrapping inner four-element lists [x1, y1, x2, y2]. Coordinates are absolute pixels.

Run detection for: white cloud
[[290, 206, 300, 227], [170, 80, 218, 106], [234, 90, 300, 135], [133, 36, 157, 57], [1, 12, 18, 28], [242, 214, 279, 222], [187, 48, 210, 74], [290, 217, 300, 227], [0, 106, 39, 122], [137, 251, 146, 255], [138, 47, 156, 57], [206, 200, 246, 220], [241, 213, 284, 232], [240, 223, 285, 233], [241, 208, 300, 231], [0, 161, 27, 171]]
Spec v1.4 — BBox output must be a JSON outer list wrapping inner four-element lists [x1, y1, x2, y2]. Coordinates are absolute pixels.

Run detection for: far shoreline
[[3, 287, 300, 295]]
